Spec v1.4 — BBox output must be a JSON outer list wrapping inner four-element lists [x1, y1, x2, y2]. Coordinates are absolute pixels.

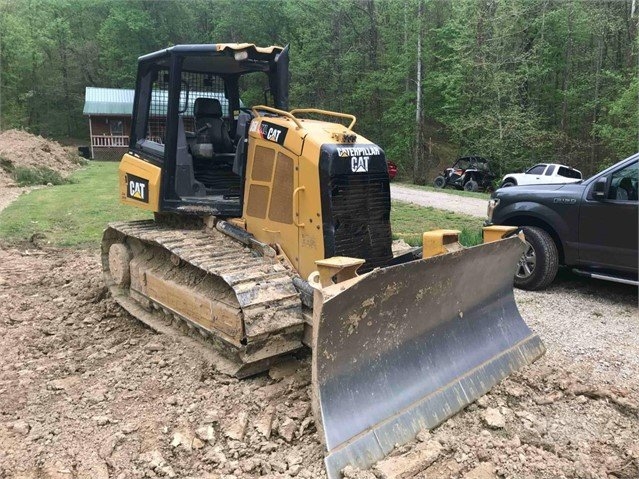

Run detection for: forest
[[1, 0, 637, 180]]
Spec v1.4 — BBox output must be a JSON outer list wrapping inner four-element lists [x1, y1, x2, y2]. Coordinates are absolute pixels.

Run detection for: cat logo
[[337, 146, 381, 157], [351, 156, 369, 173], [126, 174, 149, 203], [250, 120, 288, 146]]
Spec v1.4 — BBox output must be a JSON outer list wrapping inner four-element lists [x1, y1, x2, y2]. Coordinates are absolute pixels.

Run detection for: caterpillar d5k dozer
[[102, 44, 545, 477]]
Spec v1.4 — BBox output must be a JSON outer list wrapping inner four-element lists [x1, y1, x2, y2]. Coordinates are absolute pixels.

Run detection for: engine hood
[[498, 183, 572, 194], [492, 181, 587, 201]]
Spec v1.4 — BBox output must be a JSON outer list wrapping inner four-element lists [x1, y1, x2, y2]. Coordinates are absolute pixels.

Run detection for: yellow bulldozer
[[102, 43, 544, 477]]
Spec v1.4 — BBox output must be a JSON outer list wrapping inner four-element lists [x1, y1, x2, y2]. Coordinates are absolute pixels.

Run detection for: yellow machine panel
[[119, 154, 162, 212], [243, 116, 303, 272], [294, 132, 329, 279], [243, 109, 378, 279]]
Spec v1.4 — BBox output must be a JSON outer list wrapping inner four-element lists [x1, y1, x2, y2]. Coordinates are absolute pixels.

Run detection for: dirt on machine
[[101, 43, 545, 477]]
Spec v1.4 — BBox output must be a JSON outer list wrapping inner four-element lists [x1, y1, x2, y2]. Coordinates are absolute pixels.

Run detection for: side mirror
[[593, 177, 607, 200]]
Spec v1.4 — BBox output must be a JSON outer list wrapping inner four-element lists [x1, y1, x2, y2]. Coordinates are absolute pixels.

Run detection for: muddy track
[[102, 221, 306, 378], [0, 245, 637, 479]]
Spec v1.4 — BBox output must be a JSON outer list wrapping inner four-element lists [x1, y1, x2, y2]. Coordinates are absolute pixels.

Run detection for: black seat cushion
[[193, 98, 233, 155]]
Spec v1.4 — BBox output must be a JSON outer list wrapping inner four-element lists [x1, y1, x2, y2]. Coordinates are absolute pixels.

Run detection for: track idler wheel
[[108, 243, 132, 287]]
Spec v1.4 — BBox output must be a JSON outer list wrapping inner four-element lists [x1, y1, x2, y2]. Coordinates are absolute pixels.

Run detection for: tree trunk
[[404, 0, 410, 94], [561, 3, 574, 134], [590, 35, 603, 169], [413, 0, 424, 183]]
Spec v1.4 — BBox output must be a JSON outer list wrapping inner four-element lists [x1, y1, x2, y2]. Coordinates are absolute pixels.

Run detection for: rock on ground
[[373, 440, 442, 479]]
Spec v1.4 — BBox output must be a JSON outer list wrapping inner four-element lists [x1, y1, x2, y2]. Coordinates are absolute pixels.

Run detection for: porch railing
[[91, 135, 129, 147]]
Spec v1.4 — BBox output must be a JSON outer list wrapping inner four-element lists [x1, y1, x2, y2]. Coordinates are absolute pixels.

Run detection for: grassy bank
[[391, 201, 483, 247], [0, 161, 483, 249], [0, 162, 151, 248]]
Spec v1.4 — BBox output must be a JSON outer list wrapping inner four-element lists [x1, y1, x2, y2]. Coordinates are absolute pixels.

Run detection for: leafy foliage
[[0, 0, 636, 178]]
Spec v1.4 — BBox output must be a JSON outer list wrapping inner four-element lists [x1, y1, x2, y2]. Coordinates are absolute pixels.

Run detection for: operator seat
[[191, 98, 234, 159], [616, 177, 635, 201]]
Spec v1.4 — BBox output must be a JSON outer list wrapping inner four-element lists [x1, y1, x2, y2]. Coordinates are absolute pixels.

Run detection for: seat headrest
[[194, 98, 223, 118], [619, 177, 632, 188]]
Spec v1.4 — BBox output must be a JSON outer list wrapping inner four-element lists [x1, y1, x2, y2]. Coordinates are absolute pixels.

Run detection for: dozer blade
[[311, 236, 545, 478]]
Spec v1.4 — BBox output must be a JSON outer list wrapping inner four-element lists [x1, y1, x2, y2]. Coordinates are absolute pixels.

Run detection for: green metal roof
[[83, 87, 135, 116], [83, 86, 237, 117]]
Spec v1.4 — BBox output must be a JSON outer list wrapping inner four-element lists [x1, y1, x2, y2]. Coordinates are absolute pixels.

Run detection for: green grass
[[0, 162, 482, 249], [396, 181, 490, 200], [391, 201, 484, 247], [0, 162, 151, 248], [13, 166, 71, 186]]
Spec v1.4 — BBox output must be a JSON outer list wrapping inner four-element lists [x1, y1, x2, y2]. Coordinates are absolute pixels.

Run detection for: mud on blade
[[312, 237, 545, 478]]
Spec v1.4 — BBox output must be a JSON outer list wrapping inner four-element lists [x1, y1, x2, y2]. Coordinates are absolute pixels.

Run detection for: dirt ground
[[0, 245, 637, 479], [0, 130, 82, 187]]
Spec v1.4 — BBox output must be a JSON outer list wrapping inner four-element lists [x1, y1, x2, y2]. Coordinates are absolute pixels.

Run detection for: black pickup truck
[[487, 153, 638, 290]]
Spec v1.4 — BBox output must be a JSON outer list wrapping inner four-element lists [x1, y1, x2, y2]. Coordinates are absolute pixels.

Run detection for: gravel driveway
[[391, 183, 488, 218]]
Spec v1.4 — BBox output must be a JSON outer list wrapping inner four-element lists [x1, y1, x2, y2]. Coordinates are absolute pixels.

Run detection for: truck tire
[[514, 226, 559, 291], [433, 176, 446, 188], [501, 179, 517, 187], [464, 180, 479, 192]]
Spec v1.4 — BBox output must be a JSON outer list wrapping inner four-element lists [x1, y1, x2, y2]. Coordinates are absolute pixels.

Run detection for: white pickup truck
[[501, 163, 582, 187]]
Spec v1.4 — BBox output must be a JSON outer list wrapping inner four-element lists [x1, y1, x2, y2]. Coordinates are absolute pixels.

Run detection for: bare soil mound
[[0, 129, 83, 187], [0, 245, 637, 479]]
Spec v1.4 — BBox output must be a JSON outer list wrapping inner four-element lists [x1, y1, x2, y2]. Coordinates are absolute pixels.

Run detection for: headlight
[[486, 198, 500, 222], [234, 50, 248, 61]]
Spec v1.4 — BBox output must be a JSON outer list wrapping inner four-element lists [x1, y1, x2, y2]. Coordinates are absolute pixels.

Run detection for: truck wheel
[[501, 180, 516, 187], [433, 176, 446, 188], [464, 180, 479, 192], [514, 226, 559, 291]]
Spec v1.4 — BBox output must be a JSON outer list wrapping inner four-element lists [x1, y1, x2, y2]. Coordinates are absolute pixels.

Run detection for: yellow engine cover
[[242, 112, 370, 279]]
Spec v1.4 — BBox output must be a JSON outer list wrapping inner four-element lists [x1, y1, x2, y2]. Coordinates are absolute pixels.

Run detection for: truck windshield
[[557, 167, 581, 179], [526, 164, 546, 175]]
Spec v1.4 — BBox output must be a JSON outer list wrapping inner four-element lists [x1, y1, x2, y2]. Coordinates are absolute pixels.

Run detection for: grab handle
[[290, 108, 357, 130], [293, 186, 306, 227], [251, 105, 304, 130]]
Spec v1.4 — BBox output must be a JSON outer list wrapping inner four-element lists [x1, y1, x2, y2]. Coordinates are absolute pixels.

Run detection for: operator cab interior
[[129, 44, 289, 214]]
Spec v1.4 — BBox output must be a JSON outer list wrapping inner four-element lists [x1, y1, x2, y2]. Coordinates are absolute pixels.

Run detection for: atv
[[433, 156, 495, 192]]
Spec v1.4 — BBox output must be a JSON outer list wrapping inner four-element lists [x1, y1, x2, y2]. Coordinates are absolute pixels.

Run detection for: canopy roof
[[83, 87, 135, 116], [138, 43, 285, 75]]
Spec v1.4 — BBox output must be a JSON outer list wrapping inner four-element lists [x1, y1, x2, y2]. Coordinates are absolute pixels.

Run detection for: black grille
[[329, 172, 393, 271]]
